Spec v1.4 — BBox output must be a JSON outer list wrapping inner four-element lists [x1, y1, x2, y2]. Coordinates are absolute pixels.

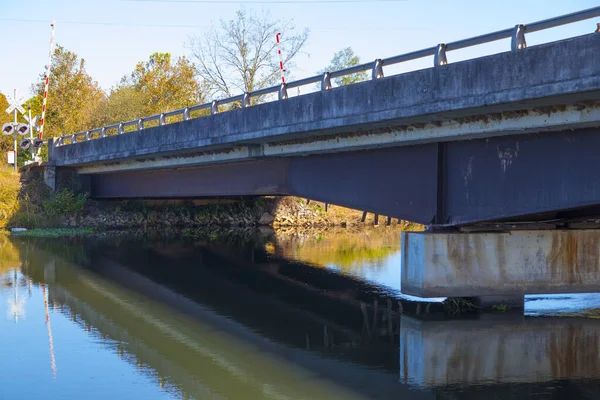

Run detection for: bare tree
[[188, 9, 309, 101]]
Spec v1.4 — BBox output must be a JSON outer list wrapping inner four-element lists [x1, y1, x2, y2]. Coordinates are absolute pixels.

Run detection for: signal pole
[[12, 89, 17, 171]]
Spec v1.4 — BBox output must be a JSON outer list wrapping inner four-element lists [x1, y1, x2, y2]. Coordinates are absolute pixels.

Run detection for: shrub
[[42, 189, 89, 218]]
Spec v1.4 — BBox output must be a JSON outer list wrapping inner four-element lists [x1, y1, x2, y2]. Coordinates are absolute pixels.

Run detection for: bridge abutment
[[400, 230, 600, 305], [44, 164, 91, 195]]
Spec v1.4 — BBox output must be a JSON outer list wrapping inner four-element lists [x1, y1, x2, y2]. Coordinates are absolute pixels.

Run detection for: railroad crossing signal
[[2, 123, 14, 136], [5, 94, 26, 115], [19, 138, 31, 150], [32, 138, 43, 149], [2, 123, 29, 136], [16, 123, 29, 136], [23, 114, 39, 127]]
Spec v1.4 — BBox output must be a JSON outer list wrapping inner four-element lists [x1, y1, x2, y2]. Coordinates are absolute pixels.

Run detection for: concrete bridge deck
[[52, 33, 600, 171]]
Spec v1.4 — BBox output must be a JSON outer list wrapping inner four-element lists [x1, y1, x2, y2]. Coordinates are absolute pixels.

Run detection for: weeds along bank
[[1, 169, 416, 232], [0, 168, 87, 229], [0, 169, 19, 228]]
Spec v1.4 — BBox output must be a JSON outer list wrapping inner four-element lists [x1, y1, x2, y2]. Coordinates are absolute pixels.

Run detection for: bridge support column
[[44, 165, 91, 194], [43, 164, 56, 192], [400, 230, 600, 306]]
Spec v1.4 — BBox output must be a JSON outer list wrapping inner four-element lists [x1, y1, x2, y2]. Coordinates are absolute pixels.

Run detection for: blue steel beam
[[88, 127, 600, 227]]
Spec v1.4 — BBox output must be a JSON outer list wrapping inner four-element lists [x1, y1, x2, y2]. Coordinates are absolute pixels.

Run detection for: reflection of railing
[[52, 7, 600, 147]]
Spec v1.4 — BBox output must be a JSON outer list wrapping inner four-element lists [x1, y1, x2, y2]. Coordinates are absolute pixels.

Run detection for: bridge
[[40, 7, 600, 303], [45, 7, 600, 228]]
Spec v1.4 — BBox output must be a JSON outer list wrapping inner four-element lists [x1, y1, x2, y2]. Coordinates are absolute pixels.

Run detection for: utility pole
[[28, 105, 34, 160]]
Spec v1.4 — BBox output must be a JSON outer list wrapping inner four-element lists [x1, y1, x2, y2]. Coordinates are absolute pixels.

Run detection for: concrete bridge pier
[[43, 164, 91, 194], [400, 230, 600, 309]]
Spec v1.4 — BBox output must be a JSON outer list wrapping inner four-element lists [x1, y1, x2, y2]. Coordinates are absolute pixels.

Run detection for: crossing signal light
[[2, 123, 14, 136], [20, 138, 31, 150], [32, 138, 44, 149], [16, 123, 29, 136]]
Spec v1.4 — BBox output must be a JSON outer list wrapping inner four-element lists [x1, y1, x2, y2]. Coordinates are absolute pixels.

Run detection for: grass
[[11, 227, 95, 238]]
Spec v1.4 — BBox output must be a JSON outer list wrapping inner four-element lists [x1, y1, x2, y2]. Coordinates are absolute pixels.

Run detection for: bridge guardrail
[[53, 6, 600, 147]]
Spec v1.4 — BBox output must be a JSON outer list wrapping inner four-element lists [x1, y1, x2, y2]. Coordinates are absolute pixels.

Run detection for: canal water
[[1, 228, 600, 399]]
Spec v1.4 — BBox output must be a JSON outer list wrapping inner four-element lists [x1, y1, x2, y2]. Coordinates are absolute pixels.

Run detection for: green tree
[[320, 47, 368, 87], [188, 9, 309, 100], [103, 52, 204, 126], [0, 93, 11, 155], [31, 45, 106, 139], [99, 86, 147, 127]]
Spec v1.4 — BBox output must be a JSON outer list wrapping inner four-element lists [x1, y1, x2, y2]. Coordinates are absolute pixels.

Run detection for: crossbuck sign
[[5, 93, 26, 115]]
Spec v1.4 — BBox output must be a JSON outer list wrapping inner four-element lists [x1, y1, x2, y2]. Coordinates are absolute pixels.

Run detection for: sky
[[0, 0, 598, 102]]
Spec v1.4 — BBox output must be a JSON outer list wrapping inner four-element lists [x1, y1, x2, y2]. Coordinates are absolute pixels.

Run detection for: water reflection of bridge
[[401, 315, 600, 391], [22, 240, 423, 400], [17, 237, 600, 399]]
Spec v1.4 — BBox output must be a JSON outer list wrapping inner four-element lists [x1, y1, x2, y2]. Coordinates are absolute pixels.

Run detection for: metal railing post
[[118, 123, 124, 135], [372, 59, 384, 80], [278, 83, 288, 100], [137, 119, 143, 131], [511, 24, 527, 51], [321, 72, 332, 91], [159, 113, 166, 126], [101, 127, 106, 138], [242, 92, 251, 107], [211, 100, 219, 115], [183, 107, 190, 121], [434, 43, 448, 66]]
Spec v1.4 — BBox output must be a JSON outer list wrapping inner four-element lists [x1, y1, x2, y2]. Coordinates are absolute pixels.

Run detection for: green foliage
[[42, 189, 88, 218], [12, 227, 94, 238], [492, 304, 511, 312], [126, 53, 203, 113], [320, 47, 368, 87], [0, 168, 20, 227], [0, 93, 12, 155], [31, 45, 106, 140], [94, 52, 205, 129], [98, 86, 147, 130], [9, 193, 46, 229]]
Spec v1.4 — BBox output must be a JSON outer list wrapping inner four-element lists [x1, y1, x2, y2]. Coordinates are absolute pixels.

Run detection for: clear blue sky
[[0, 0, 598, 100]]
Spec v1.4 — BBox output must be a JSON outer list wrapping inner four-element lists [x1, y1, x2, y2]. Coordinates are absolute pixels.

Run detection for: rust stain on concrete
[[547, 231, 600, 284], [548, 323, 600, 380], [445, 234, 488, 283]]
